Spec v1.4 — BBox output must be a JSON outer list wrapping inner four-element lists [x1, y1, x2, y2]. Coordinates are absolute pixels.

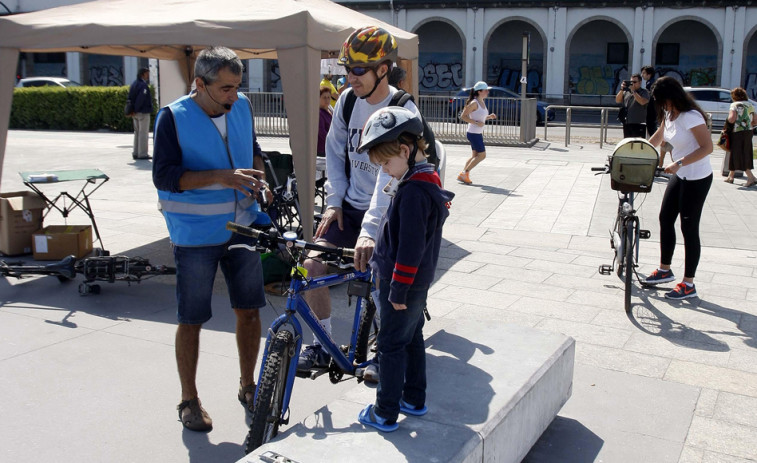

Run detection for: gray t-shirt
[[623, 88, 650, 124]]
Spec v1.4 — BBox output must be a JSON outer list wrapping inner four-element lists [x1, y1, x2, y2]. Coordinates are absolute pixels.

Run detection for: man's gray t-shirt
[[623, 88, 650, 124]]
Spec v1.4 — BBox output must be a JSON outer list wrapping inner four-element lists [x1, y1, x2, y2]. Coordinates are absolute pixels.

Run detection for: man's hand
[[217, 168, 267, 197], [353, 236, 375, 272], [391, 302, 407, 310], [315, 206, 343, 240]]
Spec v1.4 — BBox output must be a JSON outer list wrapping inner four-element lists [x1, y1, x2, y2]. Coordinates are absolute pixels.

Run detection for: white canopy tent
[[0, 0, 418, 240]]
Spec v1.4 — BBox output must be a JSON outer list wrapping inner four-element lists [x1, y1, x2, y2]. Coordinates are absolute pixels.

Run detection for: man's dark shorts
[[174, 232, 266, 324], [318, 201, 367, 248]]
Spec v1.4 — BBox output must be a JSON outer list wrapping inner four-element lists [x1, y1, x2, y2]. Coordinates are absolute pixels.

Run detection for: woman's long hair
[[465, 88, 483, 106], [651, 76, 706, 123]]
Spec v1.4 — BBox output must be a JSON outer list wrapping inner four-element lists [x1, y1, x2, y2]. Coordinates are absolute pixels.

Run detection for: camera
[[622, 80, 632, 88]]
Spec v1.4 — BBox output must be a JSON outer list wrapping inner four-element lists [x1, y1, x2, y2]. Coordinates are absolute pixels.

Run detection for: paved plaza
[[1, 129, 756, 462]]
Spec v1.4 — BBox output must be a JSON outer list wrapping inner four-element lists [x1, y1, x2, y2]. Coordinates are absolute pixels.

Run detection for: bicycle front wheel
[[624, 221, 635, 313], [354, 296, 378, 364], [245, 330, 294, 454]]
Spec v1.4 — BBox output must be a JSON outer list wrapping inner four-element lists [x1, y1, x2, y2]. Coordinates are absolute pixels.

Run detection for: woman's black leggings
[[659, 173, 712, 278]]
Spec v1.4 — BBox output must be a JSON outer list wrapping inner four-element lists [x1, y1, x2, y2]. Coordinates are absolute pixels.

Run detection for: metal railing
[[544, 105, 622, 148], [245, 92, 532, 145]]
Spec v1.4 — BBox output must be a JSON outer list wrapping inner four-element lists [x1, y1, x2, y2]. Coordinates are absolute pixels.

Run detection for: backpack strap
[[342, 89, 358, 178]]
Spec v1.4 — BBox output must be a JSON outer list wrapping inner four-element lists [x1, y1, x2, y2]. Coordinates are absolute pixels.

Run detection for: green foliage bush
[[10, 86, 156, 132]]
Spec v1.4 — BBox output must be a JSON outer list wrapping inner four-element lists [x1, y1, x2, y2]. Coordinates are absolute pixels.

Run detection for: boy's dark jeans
[[374, 280, 429, 422]]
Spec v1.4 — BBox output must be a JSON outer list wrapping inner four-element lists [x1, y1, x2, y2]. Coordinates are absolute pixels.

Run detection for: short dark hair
[[388, 67, 406, 87], [631, 73, 642, 81], [138, 68, 149, 79], [641, 65, 655, 76]]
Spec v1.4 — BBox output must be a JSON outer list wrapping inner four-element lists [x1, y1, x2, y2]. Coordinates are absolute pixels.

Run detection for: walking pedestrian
[[724, 87, 757, 186]]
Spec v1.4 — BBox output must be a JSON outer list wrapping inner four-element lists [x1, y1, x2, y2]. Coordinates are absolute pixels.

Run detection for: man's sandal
[[177, 398, 212, 432], [238, 380, 256, 412]]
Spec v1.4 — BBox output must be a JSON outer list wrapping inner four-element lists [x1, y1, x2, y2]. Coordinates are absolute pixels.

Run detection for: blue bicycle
[[226, 222, 377, 453]]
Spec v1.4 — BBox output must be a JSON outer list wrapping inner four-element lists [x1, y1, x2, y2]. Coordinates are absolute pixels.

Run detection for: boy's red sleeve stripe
[[392, 272, 414, 284], [395, 263, 418, 274]]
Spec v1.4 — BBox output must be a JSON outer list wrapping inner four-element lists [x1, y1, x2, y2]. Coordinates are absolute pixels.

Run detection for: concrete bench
[[238, 319, 575, 463]]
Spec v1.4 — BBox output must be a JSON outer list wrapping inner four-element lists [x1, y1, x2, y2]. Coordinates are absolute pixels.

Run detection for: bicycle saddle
[[46, 255, 77, 280]]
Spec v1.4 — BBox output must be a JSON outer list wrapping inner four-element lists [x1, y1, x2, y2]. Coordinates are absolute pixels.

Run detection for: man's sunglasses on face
[[345, 66, 372, 77]]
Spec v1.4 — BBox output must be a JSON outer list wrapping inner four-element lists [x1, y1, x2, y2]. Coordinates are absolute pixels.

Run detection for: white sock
[[313, 317, 332, 346], [683, 281, 694, 287], [659, 268, 669, 273]]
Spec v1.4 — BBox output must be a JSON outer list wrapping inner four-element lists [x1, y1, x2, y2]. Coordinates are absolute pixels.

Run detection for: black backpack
[[342, 88, 439, 175]]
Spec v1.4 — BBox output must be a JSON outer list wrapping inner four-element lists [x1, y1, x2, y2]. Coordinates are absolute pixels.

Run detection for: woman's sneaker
[[457, 171, 472, 184], [644, 269, 675, 285], [665, 282, 697, 300]]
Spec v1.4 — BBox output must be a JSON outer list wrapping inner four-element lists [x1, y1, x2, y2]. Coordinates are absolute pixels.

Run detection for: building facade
[[7, 0, 757, 101]]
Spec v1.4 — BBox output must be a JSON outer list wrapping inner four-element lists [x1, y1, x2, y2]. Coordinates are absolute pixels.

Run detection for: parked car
[[684, 86, 757, 127], [15, 77, 82, 88], [449, 86, 555, 126]]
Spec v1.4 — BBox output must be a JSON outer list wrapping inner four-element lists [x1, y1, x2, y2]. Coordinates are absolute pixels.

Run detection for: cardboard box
[[0, 191, 47, 256], [32, 225, 93, 260]]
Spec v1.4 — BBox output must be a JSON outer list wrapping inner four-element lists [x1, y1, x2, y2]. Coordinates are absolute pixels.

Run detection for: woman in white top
[[457, 81, 497, 184], [643, 76, 713, 300]]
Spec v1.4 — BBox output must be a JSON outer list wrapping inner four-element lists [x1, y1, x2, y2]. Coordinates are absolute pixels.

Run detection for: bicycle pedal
[[598, 264, 613, 275], [639, 229, 651, 239]]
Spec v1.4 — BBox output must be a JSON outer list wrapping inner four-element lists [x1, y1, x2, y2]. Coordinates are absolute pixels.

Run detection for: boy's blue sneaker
[[399, 399, 428, 416], [644, 268, 675, 285], [358, 404, 398, 432], [665, 282, 697, 300]]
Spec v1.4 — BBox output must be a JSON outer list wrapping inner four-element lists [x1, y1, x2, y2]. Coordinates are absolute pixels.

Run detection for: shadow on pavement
[[522, 416, 603, 463]]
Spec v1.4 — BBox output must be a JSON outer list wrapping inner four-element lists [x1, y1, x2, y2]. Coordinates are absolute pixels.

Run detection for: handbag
[[124, 99, 134, 116], [717, 121, 733, 151]]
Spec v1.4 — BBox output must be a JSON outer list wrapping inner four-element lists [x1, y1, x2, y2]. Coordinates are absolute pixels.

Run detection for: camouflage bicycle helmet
[[337, 26, 398, 68], [357, 107, 423, 154]]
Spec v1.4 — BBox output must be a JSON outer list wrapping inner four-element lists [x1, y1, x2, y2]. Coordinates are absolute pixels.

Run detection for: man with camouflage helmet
[[297, 26, 420, 381]]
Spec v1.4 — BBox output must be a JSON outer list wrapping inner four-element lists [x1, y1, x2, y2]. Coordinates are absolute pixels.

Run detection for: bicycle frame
[[612, 192, 640, 273], [254, 264, 373, 424]]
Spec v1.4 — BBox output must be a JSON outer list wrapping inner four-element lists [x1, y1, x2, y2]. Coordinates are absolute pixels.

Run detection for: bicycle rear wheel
[[245, 330, 294, 454], [624, 221, 635, 313]]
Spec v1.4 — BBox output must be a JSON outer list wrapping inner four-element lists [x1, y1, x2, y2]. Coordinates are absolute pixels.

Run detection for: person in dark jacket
[[127, 68, 153, 159], [354, 106, 454, 432]]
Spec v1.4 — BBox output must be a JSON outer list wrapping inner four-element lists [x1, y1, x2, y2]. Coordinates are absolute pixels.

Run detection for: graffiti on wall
[[418, 53, 463, 92], [490, 68, 543, 94], [89, 65, 123, 86], [269, 60, 282, 92], [569, 64, 627, 95], [650, 67, 716, 87]]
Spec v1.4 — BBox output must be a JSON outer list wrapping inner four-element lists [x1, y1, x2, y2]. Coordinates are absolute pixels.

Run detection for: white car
[[15, 77, 81, 88], [684, 86, 757, 127]]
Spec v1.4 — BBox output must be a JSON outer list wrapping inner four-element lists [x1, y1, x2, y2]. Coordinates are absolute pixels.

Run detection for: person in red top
[[354, 106, 454, 432]]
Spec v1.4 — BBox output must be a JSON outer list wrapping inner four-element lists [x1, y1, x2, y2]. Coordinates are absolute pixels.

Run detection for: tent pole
[[0, 47, 20, 192]]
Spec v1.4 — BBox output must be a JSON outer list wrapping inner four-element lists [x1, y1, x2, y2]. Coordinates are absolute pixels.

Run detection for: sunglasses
[[631, 80, 640, 83], [345, 66, 372, 77]]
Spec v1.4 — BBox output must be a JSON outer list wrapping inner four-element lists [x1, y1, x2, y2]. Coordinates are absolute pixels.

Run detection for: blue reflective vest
[[157, 93, 260, 246]]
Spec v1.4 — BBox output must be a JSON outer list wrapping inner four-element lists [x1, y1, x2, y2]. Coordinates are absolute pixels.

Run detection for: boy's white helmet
[[357, 106, 423, 153]]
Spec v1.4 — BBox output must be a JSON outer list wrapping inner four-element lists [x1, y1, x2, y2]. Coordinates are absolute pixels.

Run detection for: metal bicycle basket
[[609, 137, 659, 193]]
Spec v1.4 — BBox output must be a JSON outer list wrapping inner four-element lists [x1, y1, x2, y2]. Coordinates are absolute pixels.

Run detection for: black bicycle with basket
[[592, 138, 668, 313]]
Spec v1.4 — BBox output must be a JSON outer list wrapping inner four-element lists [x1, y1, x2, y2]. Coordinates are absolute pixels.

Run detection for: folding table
[[20, 168, 109, 251]]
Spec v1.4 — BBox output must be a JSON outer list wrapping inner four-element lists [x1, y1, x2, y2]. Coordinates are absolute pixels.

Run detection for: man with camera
[[616, 73, 650, 138]]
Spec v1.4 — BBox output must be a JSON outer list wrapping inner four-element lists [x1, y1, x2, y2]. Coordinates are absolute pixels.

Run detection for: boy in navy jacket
[[355, 106, 454, 432]]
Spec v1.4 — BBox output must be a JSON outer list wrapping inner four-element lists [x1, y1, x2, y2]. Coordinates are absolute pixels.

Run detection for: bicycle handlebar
[[226, 221, 355, 261]]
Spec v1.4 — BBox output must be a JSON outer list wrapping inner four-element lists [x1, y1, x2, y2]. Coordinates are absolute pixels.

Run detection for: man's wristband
[[676, 158, 683, 167]]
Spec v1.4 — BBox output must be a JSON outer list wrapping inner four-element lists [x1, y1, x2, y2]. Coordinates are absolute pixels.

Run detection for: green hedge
[[10, 86, 157, 132]]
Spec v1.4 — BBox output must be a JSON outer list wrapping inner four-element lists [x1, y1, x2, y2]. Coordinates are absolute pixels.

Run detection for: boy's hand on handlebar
[[315, 207, 343, 239], [353, 236, 374, 272]]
